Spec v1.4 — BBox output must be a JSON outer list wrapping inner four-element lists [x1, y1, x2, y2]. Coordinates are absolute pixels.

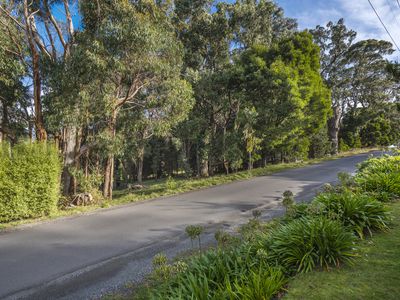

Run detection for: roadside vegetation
[[111, 153, 400, 299], [0, 143, 60, 223], [1, 1, 399, 224], [0, 147, 375, 230], [285, 202, 400, 300]]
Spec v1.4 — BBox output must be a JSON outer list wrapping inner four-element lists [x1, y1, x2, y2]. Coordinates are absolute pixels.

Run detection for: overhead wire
[[385, 0, 400, 28], [367, 0, 400, 51]]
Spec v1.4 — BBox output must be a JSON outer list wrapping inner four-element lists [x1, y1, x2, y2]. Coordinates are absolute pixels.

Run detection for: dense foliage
[[150, 245, 287, 299], [0, 143, 61, 222], [0, 0, 398, 205], [356, 155, 400, 201], [269, 216, 356, 273], [313, 191, 390, 238]]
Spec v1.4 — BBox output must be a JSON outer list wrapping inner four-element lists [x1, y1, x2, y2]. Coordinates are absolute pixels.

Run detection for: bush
[[150, 243, 284, 299], [225, 264, 287, 300], [314, 191, 390, 238], [355, 155, 400, 201], [0, 142, 61, 222], [269, 216, 356, 273]]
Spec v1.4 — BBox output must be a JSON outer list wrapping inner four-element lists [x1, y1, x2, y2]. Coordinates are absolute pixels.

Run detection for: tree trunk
[[103, 154, 114, 199], [32, 54, 47, 141], [262, 154, 267, 167], [84, 148, 89, 178], [328, 105, 341, 155], [103, 109, 117, 199], [208, 118, 216, 176], [72, 128, 82, 194], [1, 103, 8, 142], [196, 143, 201, 177], [61, 126, 77, 195], [222, 126, 229, 175], [201, 158, 209, 177], [137, 143, 145, 184], [248, 152, 252, 171]]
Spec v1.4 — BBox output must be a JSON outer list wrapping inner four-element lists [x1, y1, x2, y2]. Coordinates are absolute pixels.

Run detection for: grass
[[0, 148, 377, 230], [284, 201, 400, 300], [113, 148, 377, 205]]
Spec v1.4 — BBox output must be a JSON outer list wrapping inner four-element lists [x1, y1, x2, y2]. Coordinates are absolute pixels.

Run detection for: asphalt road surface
[[0, 152, 378, 299]]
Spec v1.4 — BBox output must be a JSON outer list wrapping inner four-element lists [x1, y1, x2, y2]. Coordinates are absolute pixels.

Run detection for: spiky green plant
[[269, 216, 357, 273], [314, 191, 391, 238]]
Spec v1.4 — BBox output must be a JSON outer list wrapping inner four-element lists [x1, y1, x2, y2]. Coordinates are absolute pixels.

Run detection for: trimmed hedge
[[0, 142, 61, 222]]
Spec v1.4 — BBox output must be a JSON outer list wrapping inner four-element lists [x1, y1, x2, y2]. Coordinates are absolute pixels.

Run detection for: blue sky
[[276, 0, 400, 59]]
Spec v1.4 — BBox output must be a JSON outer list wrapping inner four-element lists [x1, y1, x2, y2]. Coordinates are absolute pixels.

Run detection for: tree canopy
[[0, 0, 398, 201]]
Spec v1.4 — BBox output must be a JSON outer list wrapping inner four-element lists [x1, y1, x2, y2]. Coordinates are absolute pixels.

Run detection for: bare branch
[[44, 0, 67, 50], [43, 19, 57, 58], [63, 0, 74, 40]]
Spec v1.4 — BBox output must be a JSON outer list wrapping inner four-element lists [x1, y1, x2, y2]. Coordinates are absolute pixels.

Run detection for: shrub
[[314, 191, 390, 238], [269, 216, 356, 273], [151, 253, 188, 282], [214, 229, 236, 248], [185, 225, 204, 249], [0, 142, 61, 222], [150, 243, 282, 299], [282, 190, 295, 213], [337, 172, 355, 188], [225, 264, 287, 300], [355, 155, 400, 201]]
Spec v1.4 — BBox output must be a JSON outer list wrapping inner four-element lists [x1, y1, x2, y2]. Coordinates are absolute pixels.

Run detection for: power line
[[367, 0, 400, 51], [385, 0, 400, 28]]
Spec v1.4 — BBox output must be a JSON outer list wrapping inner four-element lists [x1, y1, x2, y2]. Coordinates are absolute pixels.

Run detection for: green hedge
[[0, 142, 61, 222]]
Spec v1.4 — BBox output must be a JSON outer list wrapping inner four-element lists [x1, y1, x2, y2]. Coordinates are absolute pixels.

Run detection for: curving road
[[0, 152, 378, 299]]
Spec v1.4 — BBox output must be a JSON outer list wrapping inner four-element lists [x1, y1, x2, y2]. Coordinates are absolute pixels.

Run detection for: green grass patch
[[284, 201, 400, 300]]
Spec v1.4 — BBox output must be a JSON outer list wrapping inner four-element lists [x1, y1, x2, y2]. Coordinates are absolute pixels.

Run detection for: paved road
[[0, 152, 377, 299]]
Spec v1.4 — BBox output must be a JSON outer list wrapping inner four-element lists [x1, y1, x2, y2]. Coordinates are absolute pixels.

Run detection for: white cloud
[[291, 0, 400, 60], [296, 8, 342, 30], [338, 0, 400, 43]]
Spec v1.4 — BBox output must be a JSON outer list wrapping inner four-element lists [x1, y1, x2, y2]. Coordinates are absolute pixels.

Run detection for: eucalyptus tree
[[119, 78, 193, 184], [227, 0, 297, 50], [0, 11, 27, 142], [173, 0, 233, 176], [387, 62, 400, 83], [73, 0, 192, 198], [344, 39, 394, 110], [0, 0, 82, 196], [311, 19, 356, 154], [0, 0, 75, 141], [311, 19, 395, 154]]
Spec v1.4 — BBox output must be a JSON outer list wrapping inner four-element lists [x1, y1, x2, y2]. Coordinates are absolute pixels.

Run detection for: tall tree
[[0, 10, 26, 142], [74, 0, 192, 198], [311, 19, 356, 154], [239, 32, 331, 161], [311, 19, 394, 154], [1, 0, 80, 196], [0, 0, 75, 141]]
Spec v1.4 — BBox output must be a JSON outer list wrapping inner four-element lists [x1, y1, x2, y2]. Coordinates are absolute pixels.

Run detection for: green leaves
[[314, 191, 391, 238], [0, 142, 61, 223], [355, 155, 400, 202], [269, 216, 357, 273], [239, 32, 330, 159]]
